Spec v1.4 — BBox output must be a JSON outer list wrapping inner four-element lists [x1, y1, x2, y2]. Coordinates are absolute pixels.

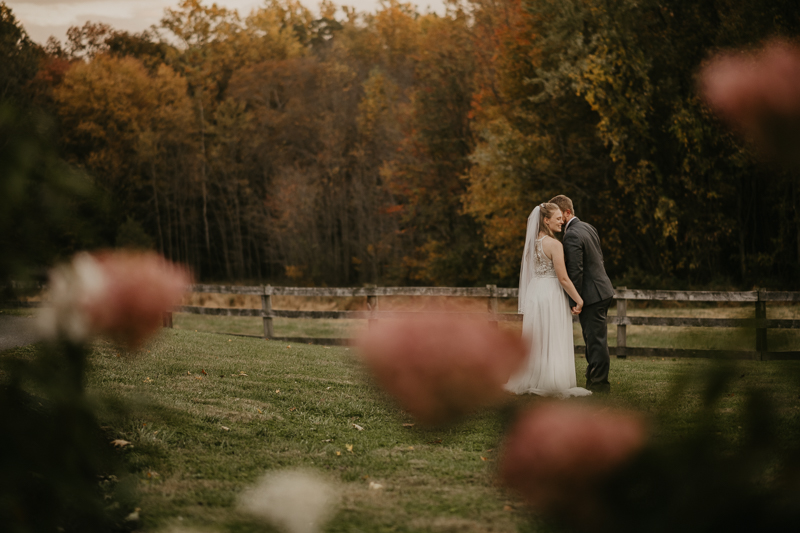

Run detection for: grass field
[[4, 300, 800, 532], [4, 325, 800, 533]]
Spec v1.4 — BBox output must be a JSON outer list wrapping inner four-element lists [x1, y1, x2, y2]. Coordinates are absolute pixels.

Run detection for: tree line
[[2, 0, 800, 288]]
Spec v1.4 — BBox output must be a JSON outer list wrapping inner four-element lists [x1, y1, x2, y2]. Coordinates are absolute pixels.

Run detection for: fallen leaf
[[195, 376, 203, 380], [335, 451, 341, 456], [143, 377, 152, 383], [407, 446, 414, 450], [286, 345, 291, 348], [326, 386, 331, 390], [353, 423, 364, 431], [289, 407, 296, 411], [346, 444, 353, 452], [201, 369, 208, 375], [111, 439, 131, 448], [187, 371, 191, 375], [480, 456, 487, 461], [146, 470, 159, 479], [221, 426, 230, 431], [238, 371, 247, 376], [257, 409, 263, 414], [368, 481, 384, 490], [402, 423, 415, 428], [503, 505, 514, 511], [275, 389, 280, 393], [228, 339, 232, 342]]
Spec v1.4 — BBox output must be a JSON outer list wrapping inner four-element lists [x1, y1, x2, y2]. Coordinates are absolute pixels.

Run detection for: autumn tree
[[55, 55, 197, 265]]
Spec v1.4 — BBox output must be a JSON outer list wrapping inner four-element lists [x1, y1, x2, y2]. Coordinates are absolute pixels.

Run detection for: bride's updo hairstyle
[[538, 202, 561, 239]]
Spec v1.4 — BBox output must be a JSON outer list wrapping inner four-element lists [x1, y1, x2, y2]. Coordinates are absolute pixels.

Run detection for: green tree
[[0, 2, 42, 106]]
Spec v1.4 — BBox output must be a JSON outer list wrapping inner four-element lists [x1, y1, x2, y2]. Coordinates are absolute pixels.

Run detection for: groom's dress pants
[[580, 297, 613, 391]]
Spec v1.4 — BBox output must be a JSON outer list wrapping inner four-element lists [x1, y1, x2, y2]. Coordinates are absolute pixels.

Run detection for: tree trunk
[[199, 99, 211, 257], [151, 162, 165, 256], [794, 180, 800, 265], [738, 175, 747, 281]]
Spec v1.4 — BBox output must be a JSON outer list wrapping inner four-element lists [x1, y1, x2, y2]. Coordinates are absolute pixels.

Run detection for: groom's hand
[[571, 306, 582, 315]]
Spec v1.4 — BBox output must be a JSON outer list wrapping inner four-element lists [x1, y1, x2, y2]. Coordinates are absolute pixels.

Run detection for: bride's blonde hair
[[538, 202, 561, 239]]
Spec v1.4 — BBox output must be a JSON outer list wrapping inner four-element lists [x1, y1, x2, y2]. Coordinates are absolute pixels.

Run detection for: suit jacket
[[562, 217, 615, 307]]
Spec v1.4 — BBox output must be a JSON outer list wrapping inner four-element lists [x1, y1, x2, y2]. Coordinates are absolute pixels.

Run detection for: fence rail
[[6, 283, 800, 360], [171, 284, 800, 360]]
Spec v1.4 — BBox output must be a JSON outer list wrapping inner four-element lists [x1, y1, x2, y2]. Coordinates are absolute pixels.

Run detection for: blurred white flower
[[239, 470, 337, 533], [38, 252, 106, 344]]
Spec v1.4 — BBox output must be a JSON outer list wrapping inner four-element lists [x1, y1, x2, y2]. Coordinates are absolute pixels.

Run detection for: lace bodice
[[533, 237, 557, 278]]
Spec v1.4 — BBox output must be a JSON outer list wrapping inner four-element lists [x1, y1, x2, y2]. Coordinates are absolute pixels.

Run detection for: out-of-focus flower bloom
[[38, 251, 191, 348], [499, 403, 646, 528], [700, 39, 800, 152], [357, 315, 527, 425], [238, 470, 337, 533]]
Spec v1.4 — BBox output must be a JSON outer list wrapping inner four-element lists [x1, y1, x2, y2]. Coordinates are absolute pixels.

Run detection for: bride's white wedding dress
[[505, 236, 592, 398]]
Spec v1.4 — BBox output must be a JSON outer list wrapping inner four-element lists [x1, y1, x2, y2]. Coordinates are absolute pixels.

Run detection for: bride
[[505, 203, 592, 397]]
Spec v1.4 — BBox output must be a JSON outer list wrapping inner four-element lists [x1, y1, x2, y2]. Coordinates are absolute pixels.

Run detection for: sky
[[7, 0, 447, 45]]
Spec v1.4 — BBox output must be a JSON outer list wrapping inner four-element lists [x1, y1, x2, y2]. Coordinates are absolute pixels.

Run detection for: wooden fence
[[174, 284, 800, 361]]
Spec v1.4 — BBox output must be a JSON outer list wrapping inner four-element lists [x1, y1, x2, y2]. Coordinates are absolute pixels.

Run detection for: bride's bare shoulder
[[541, 235, 562, 249]]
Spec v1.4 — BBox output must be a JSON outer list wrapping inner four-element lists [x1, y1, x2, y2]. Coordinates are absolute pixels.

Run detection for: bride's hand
[[571, 301, 583, 315]]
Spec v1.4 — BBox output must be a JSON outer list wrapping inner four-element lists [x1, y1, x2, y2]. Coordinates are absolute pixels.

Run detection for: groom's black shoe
[[586, 381, 611, 394]]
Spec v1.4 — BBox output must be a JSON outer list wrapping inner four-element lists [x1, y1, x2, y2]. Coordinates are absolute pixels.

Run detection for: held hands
[[571, 301, 583, 315]]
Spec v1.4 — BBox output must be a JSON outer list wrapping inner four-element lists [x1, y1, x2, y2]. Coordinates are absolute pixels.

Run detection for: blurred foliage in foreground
[[2, 7, 136, 532], [1, 3, 107, 290]]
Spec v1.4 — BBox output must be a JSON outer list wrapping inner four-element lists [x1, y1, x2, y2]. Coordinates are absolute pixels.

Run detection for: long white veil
[[518, 205, 541, 314]]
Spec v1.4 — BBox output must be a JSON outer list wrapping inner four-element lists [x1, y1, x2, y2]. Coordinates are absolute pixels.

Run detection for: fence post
[[261, 285, 274, 340], [367, 286, 378, 329], [487, 284, 498, 328], [616, 287, 627, 359], [162, 311, 173, 328], [756, 289, 767, 361]]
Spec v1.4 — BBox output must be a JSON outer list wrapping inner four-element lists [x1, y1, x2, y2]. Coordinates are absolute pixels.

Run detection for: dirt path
[[0, 315, 42, 351]]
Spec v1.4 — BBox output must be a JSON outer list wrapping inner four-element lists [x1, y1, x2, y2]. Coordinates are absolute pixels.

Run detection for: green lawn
[[3, 326, 800, 532], [4, 303, 800, 531], [0, 307, 37, 317], [24, 328, 788, 532]]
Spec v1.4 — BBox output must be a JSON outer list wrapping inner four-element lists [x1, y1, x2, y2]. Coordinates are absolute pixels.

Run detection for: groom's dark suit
[[562, 217, 615, 392]]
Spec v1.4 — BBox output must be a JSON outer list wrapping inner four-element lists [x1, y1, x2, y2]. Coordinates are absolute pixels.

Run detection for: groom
[[549, 195, 615, 393]]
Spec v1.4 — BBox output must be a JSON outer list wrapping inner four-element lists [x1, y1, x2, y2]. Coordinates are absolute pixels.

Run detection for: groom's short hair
[[549, 195, 574, 215]]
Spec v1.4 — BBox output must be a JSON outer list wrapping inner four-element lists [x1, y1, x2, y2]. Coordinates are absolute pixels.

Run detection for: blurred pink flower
[[39, 251, 192, 348], [499, 403, 646, 527], [357, 315, 527, 425], [700, 39, 800, 143]]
